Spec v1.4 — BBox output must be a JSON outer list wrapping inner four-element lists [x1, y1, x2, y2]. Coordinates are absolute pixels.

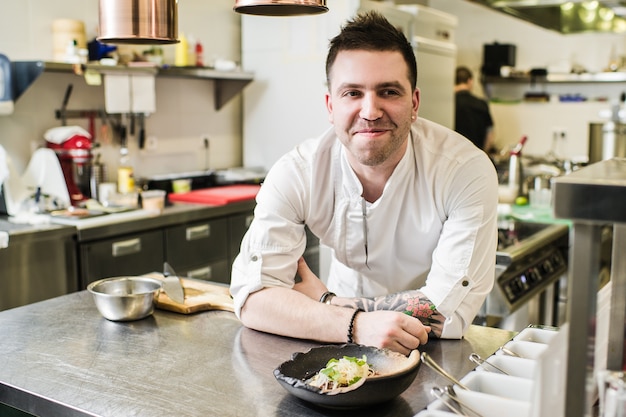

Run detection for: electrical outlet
[[551, 127, 567, 140], [145, 135, 158, 150]]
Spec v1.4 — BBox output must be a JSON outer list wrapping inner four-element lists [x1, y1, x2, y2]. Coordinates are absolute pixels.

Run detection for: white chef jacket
[[230, 118, 498, 338]]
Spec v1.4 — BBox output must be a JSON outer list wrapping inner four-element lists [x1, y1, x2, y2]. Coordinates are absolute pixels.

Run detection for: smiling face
[[325, 49, 419, 169]]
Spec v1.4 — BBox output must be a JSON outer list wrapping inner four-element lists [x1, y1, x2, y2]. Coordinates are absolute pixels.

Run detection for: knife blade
[[163, 262, 185, 304]]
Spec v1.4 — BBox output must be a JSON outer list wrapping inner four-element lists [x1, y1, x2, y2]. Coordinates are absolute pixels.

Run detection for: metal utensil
[[468, 353, 510, 375], [163, 262, 185, 304], [420, 352, 469, 390], [499, 346, 523, 358], [430, 386, 483, 417]]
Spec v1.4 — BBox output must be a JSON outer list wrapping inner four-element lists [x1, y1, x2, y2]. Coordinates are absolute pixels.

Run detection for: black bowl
[[273, 344, 421, 409]]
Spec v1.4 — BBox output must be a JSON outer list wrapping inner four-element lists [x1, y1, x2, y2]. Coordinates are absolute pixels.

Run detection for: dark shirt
[[454, 90, 493, 151]]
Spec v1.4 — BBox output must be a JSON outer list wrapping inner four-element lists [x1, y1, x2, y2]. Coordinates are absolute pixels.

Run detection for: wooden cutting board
[[144, 273, 234, 314], [167, 184, 261, 205]]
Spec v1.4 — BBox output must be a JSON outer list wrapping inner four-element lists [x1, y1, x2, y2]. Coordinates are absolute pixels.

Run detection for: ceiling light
[[98, 0, 179, 45], [233, 0, 328, 16]]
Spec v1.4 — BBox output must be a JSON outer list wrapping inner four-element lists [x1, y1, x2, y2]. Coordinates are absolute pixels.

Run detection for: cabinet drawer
[[79, 229, 165, 287], [165, 218, 228, 269], [178, 259, 230, 284]]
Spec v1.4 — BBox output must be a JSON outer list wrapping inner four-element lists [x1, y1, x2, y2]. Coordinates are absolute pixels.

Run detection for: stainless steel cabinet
[[79, 229, 165, 288], [164, 218, 230, 283], [0, 223, 77, 311]]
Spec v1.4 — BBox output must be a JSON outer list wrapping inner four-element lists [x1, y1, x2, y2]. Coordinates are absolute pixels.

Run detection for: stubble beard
[[346, 119, 411, 167]]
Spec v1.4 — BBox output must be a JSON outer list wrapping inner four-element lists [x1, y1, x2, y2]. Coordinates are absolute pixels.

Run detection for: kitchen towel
[[104, 74, 131, 113], [131, 74, 156, 113]]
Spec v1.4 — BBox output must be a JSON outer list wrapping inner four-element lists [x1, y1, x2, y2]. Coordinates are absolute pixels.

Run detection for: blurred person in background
[[454, 66, 494, 153]]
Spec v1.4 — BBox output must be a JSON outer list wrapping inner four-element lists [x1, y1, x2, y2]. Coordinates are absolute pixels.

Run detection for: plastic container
[[52, 19, 86, 62], [141, 190, 166, 212], [171, 178, 191, 194]]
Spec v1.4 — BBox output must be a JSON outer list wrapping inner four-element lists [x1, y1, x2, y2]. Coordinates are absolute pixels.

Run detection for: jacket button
[[462, 280, 469, 287], [251, 254, 259, 262]]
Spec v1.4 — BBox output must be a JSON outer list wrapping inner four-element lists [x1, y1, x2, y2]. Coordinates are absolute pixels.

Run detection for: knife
[[163, 262, 185, 304]]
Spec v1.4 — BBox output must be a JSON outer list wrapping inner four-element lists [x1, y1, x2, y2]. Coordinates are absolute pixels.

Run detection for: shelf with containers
[[11, 61, 254, 110], [481, 72, 626, 102]]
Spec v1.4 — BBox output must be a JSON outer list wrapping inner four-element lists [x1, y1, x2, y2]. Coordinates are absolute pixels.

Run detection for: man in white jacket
[[230, 11, 498, 355]]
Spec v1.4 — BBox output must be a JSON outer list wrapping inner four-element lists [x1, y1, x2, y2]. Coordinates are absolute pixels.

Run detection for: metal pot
[[98, 0, 178, 45], [589, 121, 626, 164], [234, 0, 328, 16]]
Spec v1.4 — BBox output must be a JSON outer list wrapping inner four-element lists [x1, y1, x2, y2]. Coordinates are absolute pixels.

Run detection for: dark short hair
[[325, 11, 417, 90], [455, 66, 473, 85]]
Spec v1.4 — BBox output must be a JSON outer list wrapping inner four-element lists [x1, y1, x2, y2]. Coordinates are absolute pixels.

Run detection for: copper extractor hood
[[98, 0, 179, 44], [234, 0, 328, 16]]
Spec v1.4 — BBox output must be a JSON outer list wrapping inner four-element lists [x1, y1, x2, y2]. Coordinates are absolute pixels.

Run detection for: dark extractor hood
[[467, 0, 626, 34]]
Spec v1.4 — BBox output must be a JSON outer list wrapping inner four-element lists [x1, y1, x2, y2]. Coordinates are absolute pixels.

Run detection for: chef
[[230, 11, 498, 355]]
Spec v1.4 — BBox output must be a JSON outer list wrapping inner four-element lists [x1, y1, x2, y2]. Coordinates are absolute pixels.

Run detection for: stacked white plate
[[415, 325, 559, 417]]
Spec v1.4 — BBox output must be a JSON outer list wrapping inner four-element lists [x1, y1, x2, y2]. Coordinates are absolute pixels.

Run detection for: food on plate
[[306, 355, 376, 394]]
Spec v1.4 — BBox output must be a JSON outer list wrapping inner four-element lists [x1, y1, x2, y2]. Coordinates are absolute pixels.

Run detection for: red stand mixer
[[46, 131, 93, 206]]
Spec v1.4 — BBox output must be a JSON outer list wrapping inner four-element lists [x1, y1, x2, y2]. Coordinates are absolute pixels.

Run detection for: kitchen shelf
[[11, 61, 254, 110], [482, 72, 626, 100], [483, 72, 626, 85]]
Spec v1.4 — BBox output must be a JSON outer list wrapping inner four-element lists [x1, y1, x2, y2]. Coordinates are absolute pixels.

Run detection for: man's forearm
[[240, 286, 357, 343]]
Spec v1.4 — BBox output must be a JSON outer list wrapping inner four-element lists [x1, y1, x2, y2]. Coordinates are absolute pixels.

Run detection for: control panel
[[497, 245, 567, 311]]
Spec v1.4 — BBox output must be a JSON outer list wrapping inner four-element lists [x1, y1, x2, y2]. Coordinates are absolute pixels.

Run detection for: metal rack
[[552, 158, 626, 417], [11, 61, 253, 110]]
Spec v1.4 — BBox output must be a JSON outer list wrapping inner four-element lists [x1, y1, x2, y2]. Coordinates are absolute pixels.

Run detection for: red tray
[[167, 184, 261, 205]]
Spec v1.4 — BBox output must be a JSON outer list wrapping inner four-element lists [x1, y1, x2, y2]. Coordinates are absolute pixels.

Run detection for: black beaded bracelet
[[319, 291, 336, 304], [347, 309, 363, 344]]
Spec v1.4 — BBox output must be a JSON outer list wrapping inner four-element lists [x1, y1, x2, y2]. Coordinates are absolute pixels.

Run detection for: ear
[[325, 92, 334, 123], [412, 88, 420, 118]]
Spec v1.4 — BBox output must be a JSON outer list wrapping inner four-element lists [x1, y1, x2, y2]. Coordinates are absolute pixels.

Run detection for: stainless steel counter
[[0, 291, 515, 417], [73, 200, 257, 242]]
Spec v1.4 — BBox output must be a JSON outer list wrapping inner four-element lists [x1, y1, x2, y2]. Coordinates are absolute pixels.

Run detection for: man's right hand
[[351, 310, 430, 356]]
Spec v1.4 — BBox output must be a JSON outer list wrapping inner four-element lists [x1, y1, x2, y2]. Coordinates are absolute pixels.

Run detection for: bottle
[[175, 33, 188, 67], [117, 160, 135, 194], [195, 41, 204, 67], [117, 130, 135, 195], [508, 135, 527, 197], [65, 39, 80, 63]]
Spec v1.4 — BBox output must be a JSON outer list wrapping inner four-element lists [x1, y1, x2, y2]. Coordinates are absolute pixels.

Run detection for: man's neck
[[455, 83, 471, 93], [348, 140, 408, 203]]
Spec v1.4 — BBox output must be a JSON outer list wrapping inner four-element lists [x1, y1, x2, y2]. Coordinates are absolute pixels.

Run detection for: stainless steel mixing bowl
[[87, 276, 162, 321]]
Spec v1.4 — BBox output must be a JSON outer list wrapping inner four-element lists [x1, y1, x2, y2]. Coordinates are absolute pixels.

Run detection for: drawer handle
[[112, 238, 142, 257], [186, 224, 210, 241], [187, 266, 212, 280]]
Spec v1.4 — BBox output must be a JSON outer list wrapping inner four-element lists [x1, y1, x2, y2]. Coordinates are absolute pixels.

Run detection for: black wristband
[[319, 291, 336, 304], [347, 309, 363, 344]]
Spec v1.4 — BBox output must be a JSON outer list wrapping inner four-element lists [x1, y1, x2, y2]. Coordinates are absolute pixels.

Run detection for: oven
[[478, 220, 570, 331]]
